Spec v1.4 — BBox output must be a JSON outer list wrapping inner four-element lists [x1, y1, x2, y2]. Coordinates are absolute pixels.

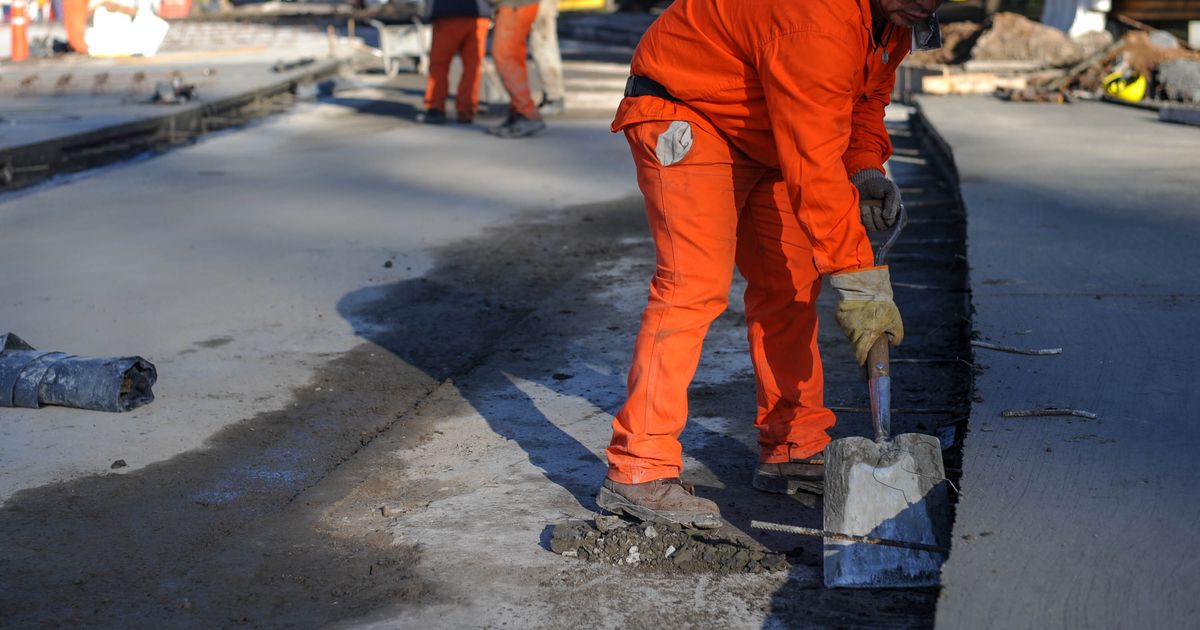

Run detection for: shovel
[[822, 200, 952, 588]]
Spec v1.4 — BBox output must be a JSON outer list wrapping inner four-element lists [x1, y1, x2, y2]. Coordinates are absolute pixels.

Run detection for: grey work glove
[[851, 169, 901, 232], [830, 266, 904, 366]]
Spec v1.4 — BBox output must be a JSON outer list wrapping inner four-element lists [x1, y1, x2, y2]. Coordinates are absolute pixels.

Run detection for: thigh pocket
[[655, 121, 693, 167]]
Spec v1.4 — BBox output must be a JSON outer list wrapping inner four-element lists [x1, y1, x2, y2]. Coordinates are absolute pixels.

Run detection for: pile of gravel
[[549, 516, 789, 574]]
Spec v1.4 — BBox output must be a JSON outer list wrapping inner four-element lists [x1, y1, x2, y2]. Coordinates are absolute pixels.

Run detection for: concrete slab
[[918, 96, 1200, 628], [0, 84, 637, 503], [1, 59, 336, 152]]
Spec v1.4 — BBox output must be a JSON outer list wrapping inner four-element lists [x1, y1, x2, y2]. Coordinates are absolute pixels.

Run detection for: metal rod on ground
[[828, 405, 961, 414], [1002, 408, 1098, 419], [971, 340, 1063, 355], [751, 520, 950, 554]]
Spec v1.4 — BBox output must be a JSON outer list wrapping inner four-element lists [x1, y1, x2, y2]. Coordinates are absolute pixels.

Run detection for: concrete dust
[[550, 516, 790, 574]]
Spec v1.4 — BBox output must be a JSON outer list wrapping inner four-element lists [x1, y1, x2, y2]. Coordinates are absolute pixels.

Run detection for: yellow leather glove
[[830, 266, 904, 365]]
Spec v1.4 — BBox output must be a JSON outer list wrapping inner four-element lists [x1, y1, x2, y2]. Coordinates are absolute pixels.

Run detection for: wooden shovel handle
[[866, 334, 890, 379]]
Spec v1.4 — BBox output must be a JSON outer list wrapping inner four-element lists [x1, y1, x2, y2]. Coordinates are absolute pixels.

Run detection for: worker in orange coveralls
[[596, 0, 943, 529], [486, 0, 546, 138], [418, 0, 494, 125]]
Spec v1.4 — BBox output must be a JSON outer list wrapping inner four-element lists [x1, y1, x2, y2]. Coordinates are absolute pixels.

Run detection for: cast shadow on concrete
[[332, 204, 641, 512], [320, 96, 421, 121], [329, 196, 782, 522]]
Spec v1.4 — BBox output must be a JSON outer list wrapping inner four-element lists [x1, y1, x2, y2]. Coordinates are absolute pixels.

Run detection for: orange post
[[10, 0, 29, 62]]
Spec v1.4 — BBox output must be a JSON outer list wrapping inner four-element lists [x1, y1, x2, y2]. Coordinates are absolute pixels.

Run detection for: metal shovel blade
[[823, 433, 950, 588]]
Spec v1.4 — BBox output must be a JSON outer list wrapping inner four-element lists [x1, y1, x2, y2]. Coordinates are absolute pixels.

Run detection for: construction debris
[[971, 12, 1111, 67], [906, 13, 1200, 107], [1157, 60, 1200, 103], [0, 333, 157, 412], [549, 516, 789, 574], [923, 70, 1028, 96]]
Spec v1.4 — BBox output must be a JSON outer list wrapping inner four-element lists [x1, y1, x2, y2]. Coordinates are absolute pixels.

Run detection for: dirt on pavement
[[550, 516, 790, 574]]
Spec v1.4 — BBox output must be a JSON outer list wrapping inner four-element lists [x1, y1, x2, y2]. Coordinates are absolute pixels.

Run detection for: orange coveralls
[[63, 0, 89, 54], [424, 17, 491, 121], [605, 0, 910, 484], [492, 2, 542, 120]]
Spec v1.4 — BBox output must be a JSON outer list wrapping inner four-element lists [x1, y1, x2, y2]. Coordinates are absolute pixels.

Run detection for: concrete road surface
[[921, 96, 1200, 629], [0, 73, 636, 502]]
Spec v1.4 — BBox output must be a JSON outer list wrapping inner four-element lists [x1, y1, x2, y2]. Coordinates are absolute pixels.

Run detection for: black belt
[[624, 75, 681, 102]]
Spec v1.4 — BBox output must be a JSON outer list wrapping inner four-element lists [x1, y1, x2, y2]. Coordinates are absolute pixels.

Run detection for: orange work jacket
[[612, 0, 910, 275]]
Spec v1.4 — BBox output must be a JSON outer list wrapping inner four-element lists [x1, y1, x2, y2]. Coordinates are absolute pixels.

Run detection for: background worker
[[596, 0, 940, 528], [486, 0, 546, 138], [419, 0, 493, 125], [530, 0, 565, 116], [62, 0, 88, 53]]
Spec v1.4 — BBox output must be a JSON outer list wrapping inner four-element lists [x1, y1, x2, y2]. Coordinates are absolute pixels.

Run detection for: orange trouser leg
[[492, 3, 540, 120], [735, 173, 835, 464], [62, 0, 88, 54], [454, 18, 490, 120], [605, 120, 833, 484], [424, 18, 473, 111]]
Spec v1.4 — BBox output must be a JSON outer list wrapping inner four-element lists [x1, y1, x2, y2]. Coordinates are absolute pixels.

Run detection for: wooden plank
[[921, 72, 1028, 96]]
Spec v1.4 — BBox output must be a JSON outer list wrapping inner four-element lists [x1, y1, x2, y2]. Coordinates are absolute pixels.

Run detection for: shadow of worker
[[336, 270, 619, 513]]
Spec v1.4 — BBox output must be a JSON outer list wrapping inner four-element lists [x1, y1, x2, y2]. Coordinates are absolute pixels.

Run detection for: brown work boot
[[752, 454, 825, 495], [596, 477, 722, 529]]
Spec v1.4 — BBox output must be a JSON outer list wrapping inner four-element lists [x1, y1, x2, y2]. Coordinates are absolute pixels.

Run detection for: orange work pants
[[423, 17, 490, 121], [62, 0, 88, 54], [605, 119, 835, 485], [492, 3, 540, 120]]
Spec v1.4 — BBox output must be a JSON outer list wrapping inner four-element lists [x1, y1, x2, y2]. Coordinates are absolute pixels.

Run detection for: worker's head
[[873, 0, 942, 28]]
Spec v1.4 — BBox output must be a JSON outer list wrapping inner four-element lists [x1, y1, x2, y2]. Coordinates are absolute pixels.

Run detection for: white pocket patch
[[655, 121, 693, 167]]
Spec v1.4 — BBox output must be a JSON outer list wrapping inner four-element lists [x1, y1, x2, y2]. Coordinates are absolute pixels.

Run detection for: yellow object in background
[[558, 0, 613, 12], [1104, 71, 1147, 102]]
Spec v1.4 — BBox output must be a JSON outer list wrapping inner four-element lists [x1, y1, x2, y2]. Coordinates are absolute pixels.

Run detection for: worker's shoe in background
[[597, 477, 722, 529], [417, 109, 447, 125], [538, 97, 565, 117], [753, 455, 825, 495], [486, 114, 546, 138]]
